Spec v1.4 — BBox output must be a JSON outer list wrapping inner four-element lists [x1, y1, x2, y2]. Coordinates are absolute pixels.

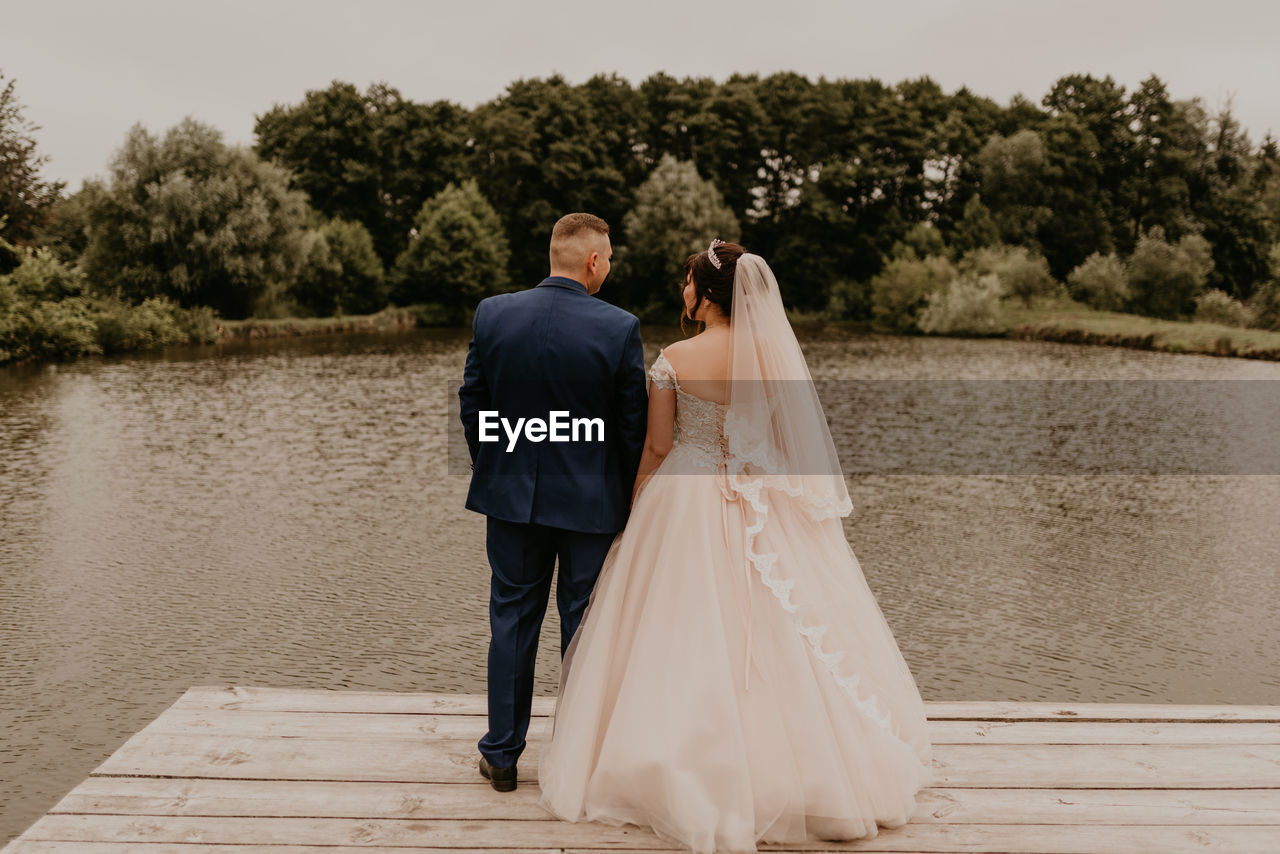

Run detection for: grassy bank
[[214, 305, 440, 340], [999, 298, 1280, 361], [10, 295, 1280, 366]]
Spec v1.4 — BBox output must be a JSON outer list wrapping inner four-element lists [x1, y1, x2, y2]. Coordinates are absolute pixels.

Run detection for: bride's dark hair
[[681, 241, 745, 335]]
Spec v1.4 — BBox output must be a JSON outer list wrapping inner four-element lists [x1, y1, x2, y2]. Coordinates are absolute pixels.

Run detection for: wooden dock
[[5, 686, 1280, 853]]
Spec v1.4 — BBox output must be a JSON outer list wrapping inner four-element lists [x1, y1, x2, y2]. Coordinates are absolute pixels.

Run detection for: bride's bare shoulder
[[661, 336, 703, 367], [661, 337, 693, 359], [662, 333, 729, 381]]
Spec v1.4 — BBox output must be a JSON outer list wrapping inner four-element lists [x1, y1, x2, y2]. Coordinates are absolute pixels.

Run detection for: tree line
[[3, 69, 1280, 363]]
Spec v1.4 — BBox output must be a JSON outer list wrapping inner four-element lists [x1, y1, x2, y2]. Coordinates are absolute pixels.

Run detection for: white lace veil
[[723, 253, 934, 770], [724, 253, 852, 518]]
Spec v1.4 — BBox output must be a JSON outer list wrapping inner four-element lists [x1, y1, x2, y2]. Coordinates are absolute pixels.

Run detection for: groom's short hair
[[550, 213, 610, 269]]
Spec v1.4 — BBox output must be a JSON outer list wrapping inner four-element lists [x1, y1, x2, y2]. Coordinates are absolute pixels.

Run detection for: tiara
[[706, 238, 725, 270]]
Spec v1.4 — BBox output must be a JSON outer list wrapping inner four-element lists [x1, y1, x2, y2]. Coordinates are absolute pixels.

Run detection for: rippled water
[[3, 327, 1280, 842]]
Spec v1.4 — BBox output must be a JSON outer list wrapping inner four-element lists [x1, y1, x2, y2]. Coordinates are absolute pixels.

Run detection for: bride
[[536, 241, 934, 853]]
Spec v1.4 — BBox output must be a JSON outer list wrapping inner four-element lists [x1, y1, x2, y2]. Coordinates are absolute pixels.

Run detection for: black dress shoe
[[478, 755, 517, 792]]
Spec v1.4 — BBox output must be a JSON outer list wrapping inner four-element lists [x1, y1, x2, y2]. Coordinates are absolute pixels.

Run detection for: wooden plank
[[928, 720, 1280, 744], [134, 709, 548, 741], [11, 814, 666, 849], [15, 814, 1280, 853], [924, 700, 1280, 722], [135, 708, 1280, 745], [1, 843, 972, 854], [929, 743, 1280, 788], [50, 777, 553, 821], [6, 845, 563, 854], [91, 731, 1280, 788], [49, 777, 1280, 826], [173, 687, 1280, 723], [4, 846, 563, 854], [12, 688, 1280, 853], [172, 686, 556, 717]]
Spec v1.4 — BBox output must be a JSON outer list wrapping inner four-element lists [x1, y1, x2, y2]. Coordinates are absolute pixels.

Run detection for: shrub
[[0, 240, 84, 300], [92, 296, 190, 353], [1247, 245, 1280, 330], [825, 278, 871, 321], [0, 294, 100, 363], [918, 273, 1007, 335], [175, 304, 220, 343], [0, 248, 96, 362], [1126, 226, 1213, 319], [870, 254, 957, 333], [959, 244, 1057, 307], [1067, 252, 1131, 311], [1248, 281, 1280, 331], [1193, 289, 1254, 327]]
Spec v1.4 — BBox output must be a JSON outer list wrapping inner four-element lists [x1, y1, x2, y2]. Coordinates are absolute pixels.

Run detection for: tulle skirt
[[536, 444, 935, 854]]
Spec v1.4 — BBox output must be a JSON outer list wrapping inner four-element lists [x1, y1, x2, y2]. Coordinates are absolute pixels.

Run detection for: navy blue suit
[[459, 276, 647, 768]]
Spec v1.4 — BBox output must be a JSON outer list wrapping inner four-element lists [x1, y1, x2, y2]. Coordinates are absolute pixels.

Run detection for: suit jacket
[[459, 276, 648, 534]]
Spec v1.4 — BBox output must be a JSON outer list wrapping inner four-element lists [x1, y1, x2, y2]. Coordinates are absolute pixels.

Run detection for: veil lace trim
[[727, 459, 930, 766], [724, 410, 853, 521]]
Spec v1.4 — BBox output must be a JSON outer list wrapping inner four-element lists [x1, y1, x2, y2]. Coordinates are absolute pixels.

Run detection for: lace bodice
[[648, 351, 730, 470]]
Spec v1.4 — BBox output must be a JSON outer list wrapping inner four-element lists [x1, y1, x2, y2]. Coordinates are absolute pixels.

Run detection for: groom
[[458, 212, 648, 791]]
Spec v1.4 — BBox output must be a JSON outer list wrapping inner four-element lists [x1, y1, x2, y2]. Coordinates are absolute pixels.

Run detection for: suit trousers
[[478, 516, 617, 768]]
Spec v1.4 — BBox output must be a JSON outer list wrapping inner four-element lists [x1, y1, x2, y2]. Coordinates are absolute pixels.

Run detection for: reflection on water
[[3, 327, 1280, 842]]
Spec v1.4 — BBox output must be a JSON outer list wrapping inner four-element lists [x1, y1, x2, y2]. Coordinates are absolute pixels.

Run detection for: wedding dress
[[537, 255, 934, 854]]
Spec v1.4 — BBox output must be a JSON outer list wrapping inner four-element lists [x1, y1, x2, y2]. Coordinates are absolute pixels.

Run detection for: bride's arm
[[631, 383, 675, 503]]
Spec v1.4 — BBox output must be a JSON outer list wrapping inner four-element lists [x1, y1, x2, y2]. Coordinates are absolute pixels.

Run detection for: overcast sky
[[4, 0, 1278, 190]]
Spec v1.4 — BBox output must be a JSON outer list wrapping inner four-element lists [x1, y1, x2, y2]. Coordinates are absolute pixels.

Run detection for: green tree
[[1194, 105, 1276, 299], [950, 195, 1001, 254], [255, 81, 469, 266], [1037, 112, 1110, 277], [770, 182, 876, 315], [891, 221, 948, 260], [975, 129, 1052, 247], [1042, 73, 1133, 251], [636, 73, 716, 166], [685, 77, 770, 219], [33, 188, 92, 263], [0, 70, 64, 251], [468, 76, 633, 286], [617, 154, 740, 319], [1126, 76, 1202, 247], [925, 90, 1005, 234], [293, 218, 386, 316], [391, 179, 510, 321], [82, 118, 310, 318], [746, 72, 822, 236], [1257, 135, 1280, 227]]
